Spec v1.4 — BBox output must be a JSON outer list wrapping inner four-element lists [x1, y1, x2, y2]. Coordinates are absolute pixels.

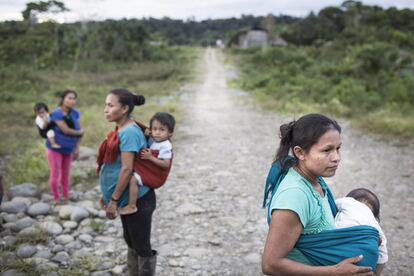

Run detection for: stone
[[41, 193, 54, 202], [1, 270, 25, 276], [63, 221, 78, 229], [51, 244, 64, 253], [0, 201, 27, 213], [97, 210, 106, 218], [33, 250, 53, 260], [79, 146, 96, 160], [3, 235, 17, 247], [9, 183, 38, 198], [40, 221, 63, 235], [58, 205, 74, 219], [69, 191, 82, 201], [168, 259, 180, 267], [36, 261, 59, 271], [96, 261, 115, 270], [94, 236, 115, 243], [16, 244, 37, 258], [3, 213, 18, 223], [111, 265, 125, 275], [72, 248, 92, 258], [51, 251, 70, 265], [28, 202, 51, 216], [13, 216, 36, 232], [78, 233, 93, 243], [244, 253, 260, 264], [70, 206, 89, 222], [17, 226, 41, 238], [91, 272, 111, 276], [55, 234, 74, 245], [77, 200, 95, 210], [176, 203, 205, 215]]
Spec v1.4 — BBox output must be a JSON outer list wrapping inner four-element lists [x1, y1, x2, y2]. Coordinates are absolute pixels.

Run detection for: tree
[[22, 1, 69, 24]]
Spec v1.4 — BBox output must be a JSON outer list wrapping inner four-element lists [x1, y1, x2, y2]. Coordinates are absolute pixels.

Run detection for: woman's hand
[[140, 149, 153, 160], [333, 256, 374, 275], [105, 200, 117, 219], [99, 197, 106, 209], [72, 147, 80, 160], [78, 128, 84, 137]]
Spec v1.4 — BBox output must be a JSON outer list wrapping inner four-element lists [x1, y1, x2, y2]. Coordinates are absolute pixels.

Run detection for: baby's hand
[[99, 196, 106, 209], [140, 149, 153, 160]]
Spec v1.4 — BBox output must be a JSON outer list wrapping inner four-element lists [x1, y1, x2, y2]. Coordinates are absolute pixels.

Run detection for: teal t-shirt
[[99, 123, 149, 207], [269, 168, 335, 264]]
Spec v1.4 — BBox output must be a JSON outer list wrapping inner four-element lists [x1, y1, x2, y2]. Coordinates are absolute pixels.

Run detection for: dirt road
[[153, 48, 414, 275]]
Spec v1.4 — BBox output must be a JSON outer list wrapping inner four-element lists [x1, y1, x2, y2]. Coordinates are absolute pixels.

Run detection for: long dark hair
[[58, 89, 77, 106], [275, 113, 341, 171], [109, 88, 145, 116]]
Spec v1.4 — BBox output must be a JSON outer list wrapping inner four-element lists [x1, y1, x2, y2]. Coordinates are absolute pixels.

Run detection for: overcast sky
[[1, 0, 414, 22]]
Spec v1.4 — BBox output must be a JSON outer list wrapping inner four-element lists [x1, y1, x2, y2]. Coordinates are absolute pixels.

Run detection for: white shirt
[[35, 114, 50, 129], [149, 139, 172, 160], [335, 197, 388, 264]]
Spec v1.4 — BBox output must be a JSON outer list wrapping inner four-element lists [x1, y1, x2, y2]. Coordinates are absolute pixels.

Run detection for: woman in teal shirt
[[99, 88, 156, 276], [262, 114, 374, 275]]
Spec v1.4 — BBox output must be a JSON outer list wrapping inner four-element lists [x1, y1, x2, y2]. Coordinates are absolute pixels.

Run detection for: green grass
[[61, 257, 98, 276], [0, 46, 201, 191], [229, 47, 414, 141], [0, 259, 39, 276]]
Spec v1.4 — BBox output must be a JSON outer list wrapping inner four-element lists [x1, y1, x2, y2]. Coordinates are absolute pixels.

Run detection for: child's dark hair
[[150, 112, 175, 133], [58, 89, 78, 106], [34, 102, 49, 113], [276, 113, 341, 171], [347, 188, 380, 221], [109, 88, 145, 116]]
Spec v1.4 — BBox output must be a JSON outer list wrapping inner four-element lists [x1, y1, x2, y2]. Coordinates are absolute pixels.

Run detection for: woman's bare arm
[[55, 120, 83, 136], [105, 151, 134, 219], [262, 210, 374, 276]]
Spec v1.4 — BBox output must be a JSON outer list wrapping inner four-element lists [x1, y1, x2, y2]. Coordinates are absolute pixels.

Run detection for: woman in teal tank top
[[262, 114, 374, 275]]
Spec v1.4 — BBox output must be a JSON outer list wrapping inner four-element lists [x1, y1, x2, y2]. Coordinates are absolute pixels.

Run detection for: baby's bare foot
[[118, 205, 138, 215]]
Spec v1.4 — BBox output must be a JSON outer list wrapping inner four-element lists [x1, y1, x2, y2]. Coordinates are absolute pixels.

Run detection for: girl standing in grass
[[46, 90, 83, 205]]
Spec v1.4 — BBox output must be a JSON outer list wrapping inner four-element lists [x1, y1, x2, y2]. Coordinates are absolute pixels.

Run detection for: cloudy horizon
[[1, 0, 414, 23]]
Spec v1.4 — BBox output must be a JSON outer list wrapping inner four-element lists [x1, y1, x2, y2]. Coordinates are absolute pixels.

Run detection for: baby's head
[[149, 112, 175, 142], [34, 102, 49, 116], [347, 188, 380, 222]]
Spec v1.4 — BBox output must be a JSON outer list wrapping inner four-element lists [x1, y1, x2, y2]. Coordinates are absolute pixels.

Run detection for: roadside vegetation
[[1, 0, 413, 192], [0, 1, 201, 188], [230, 1, 414, 140]]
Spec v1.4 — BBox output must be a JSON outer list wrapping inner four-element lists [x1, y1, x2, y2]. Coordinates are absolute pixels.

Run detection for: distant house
[[238, 29, 268, 49], [230, 28, 287, 49]]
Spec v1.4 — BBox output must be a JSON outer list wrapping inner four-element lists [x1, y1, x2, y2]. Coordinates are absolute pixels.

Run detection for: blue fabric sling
[[263, 157, 379, 271]]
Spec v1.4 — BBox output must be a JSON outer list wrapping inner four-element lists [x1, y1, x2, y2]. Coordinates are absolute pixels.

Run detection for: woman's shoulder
[[119, 123, 145, 140], [50, 107, 63, 119], [279, 168, 307, 189], [118, 123, 146, 150], [120, 123, 142, 133], [274, 169, 316, 202]]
